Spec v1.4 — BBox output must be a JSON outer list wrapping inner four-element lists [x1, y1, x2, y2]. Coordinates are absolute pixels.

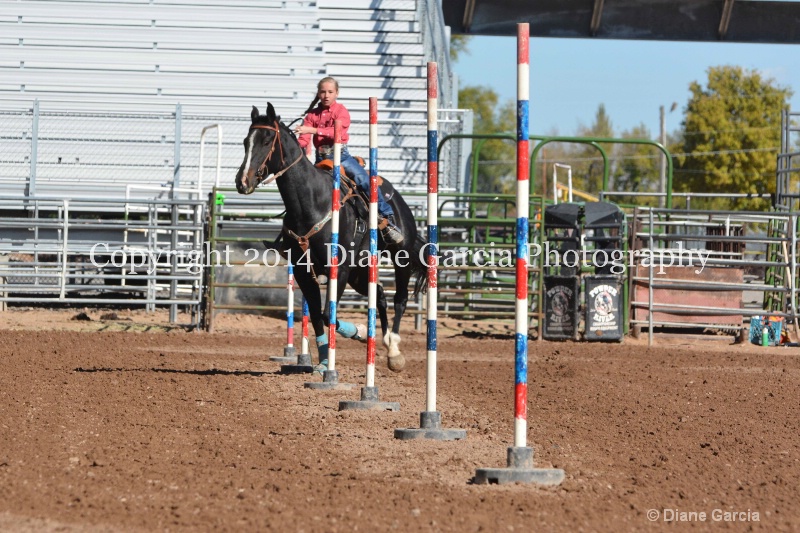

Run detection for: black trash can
[[583, 202, 624, 276], [543, 203, 581, 277]]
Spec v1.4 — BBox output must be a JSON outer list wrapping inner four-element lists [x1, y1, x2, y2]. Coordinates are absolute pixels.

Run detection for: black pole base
[[394, 411, 466, 441], [474, 447, 565, 485], [339, 386, 400, 411]]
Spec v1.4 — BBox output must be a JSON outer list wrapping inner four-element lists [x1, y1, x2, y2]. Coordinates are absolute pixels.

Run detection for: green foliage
[[573, 104, 615, 194], [455, 65, 792, 213], [449, 35, 472, 62], [675, 66, 792, 210], [458, 85, 516, 195], [533, 106, 667, 207], [582, 104, 614, 138], [612, 124, 662, 206]]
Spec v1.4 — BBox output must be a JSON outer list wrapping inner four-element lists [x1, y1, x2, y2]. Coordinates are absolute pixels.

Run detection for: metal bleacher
[[0, 0, 468, 206]]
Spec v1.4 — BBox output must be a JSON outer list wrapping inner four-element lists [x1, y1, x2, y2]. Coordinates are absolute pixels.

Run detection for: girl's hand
[[294, 125, 316, 135]]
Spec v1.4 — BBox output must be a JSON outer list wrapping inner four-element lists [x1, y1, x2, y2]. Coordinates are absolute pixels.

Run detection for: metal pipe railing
[[0, 194, 205, 322]]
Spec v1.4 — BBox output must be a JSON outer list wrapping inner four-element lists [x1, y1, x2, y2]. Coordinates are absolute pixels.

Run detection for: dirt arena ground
[[0, 307, 798, 532]]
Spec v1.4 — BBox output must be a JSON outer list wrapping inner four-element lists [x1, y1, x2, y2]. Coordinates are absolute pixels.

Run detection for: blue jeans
[[317, 147, 394, 218]]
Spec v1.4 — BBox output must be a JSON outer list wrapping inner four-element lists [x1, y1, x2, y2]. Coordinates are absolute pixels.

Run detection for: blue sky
[[453, 36, 798, 138]]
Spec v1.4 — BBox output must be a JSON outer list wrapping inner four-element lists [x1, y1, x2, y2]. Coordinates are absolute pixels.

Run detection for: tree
[[451, 36, 516, 195], [541, 105, 617, 198], [450, 35, 472, 62], [533, 107, 672, 206], [574, 104, 615, 194], [675, 66, 792, 210], [611, 124, 662, 207], [457, 85, 516, 195]]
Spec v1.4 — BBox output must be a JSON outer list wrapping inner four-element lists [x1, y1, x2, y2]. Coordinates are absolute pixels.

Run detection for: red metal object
[[633, 266, 744, 326]]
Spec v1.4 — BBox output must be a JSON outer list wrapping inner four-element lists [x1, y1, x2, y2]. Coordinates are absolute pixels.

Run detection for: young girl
[[294, 77, 404, 245]]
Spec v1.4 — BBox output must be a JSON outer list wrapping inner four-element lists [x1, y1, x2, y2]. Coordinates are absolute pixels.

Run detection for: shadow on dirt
[[73, 367, 275, 377], [451, 330, 537, 341]]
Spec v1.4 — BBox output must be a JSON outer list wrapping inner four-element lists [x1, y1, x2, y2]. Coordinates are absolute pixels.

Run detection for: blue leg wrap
[[315, 334, 329, 366], [336, 320, 358, 339]]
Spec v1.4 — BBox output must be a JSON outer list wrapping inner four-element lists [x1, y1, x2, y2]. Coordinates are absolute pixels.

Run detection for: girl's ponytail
[[303, 95, 320, 116]]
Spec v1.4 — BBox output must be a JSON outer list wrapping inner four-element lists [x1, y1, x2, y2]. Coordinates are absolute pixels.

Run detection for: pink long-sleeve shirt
[[297, 102, 352, 151]]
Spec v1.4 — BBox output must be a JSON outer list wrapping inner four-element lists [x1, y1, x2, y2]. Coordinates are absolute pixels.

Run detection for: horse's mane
[[252, 113, 298, 141]]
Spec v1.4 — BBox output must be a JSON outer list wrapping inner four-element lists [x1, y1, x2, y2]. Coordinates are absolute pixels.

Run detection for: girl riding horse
[[235, 103, 427, 373]]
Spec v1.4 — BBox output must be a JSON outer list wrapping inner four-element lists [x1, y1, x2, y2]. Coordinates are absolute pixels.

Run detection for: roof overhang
[[442, 0, 800, 44]]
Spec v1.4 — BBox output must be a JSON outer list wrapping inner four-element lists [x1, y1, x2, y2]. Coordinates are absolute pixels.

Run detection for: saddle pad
[[314, 157, 366, 170], [314, 158, 384, 186], [315, 159, 334, 171]]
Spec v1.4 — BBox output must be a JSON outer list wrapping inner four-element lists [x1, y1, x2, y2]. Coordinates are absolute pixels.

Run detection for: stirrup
[[379, 217, 404, 245]]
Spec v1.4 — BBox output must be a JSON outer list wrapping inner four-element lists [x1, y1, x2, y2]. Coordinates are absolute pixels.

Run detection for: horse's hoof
[[383, 332, 402, 356], [387, 354, 406, 372]]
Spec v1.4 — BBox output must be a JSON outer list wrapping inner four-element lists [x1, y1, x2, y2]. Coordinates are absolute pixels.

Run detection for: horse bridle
[[247, 120, 304, 188]]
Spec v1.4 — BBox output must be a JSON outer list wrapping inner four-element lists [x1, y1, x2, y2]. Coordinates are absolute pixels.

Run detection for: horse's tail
[[411, 232, 429, 298]]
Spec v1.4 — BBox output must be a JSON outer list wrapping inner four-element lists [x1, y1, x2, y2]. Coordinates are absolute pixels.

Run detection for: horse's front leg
[[292, 256, 328, 367], [312, 252, 355, 371], [328, 262, 359, 337], [332, 267, 370, 342]]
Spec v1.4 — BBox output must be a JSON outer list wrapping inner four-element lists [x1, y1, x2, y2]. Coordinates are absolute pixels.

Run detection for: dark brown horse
[[235, 103, 427, 371]]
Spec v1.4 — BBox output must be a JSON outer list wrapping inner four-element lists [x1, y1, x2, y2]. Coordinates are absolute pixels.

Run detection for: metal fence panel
[[0, 195, 205, 320]]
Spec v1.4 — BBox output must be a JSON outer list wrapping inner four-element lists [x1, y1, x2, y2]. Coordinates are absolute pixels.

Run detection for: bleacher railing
[[0, 100, 472, 198]]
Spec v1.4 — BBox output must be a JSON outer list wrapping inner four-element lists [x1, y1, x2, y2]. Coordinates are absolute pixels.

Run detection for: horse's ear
[[250, 106, 259, 123], [266, 102, 276, 122]]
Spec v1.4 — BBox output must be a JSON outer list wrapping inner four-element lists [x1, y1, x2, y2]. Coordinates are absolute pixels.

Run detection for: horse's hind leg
[[336, 267, 368, 341], [355, 277, 403, 372], [376, 283, 390, 341]]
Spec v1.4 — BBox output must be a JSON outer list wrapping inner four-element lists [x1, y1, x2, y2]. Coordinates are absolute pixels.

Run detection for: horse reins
[[249, 121, 304, 188], [248, 119, 363, 286]]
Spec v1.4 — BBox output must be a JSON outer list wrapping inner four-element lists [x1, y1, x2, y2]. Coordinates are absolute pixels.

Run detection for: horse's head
[[236, 103, 284, 195]]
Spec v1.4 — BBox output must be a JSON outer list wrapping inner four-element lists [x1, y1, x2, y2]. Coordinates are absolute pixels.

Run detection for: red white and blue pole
[[286, 262, 295, 351], [393, 62, 463, 438], [272, 261, 297, 363], [279, 278, 312, 372], [338, 97, 399, 411], [301, 297, 310, 357], [367, 97, 379, 388], [426, 62, 439, 413], [474, 23, 564, 483], [328, 119, 342, 373], [514, 23, 530, 449]]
